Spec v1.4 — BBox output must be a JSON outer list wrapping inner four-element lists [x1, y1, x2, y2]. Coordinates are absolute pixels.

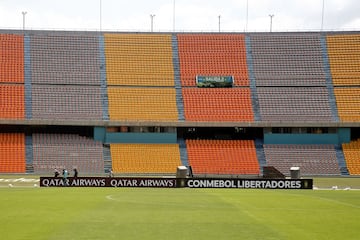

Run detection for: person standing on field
[[54, 169, 60, 177], [73, 168, 78, 178], [62, 169, 68, 186]]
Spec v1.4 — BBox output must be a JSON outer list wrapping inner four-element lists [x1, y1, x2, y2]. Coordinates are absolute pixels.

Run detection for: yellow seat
[[342, 139, 360, 175], [104, 34, 175, 87], [110, 143, 181, 174], [327, 34, 360, 86], [108, 87, 178, 121], [334, 88, 360, 122]]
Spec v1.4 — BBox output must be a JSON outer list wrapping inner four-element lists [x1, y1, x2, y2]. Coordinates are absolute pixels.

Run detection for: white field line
[[0, 178, 40, 183]]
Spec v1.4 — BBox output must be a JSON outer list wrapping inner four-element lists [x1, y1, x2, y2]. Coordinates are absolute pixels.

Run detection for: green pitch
[[0, 180, 360, 240]]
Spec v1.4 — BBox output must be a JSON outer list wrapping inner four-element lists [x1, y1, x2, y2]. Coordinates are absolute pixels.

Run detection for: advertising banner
[[187, 178, 313, 189], [40, 177, 313, 189], [196, 75, 233, 87], [40, 177, 176, 188]]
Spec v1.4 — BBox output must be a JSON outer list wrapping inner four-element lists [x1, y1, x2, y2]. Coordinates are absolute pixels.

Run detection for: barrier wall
[[264, 132, 349, 145]]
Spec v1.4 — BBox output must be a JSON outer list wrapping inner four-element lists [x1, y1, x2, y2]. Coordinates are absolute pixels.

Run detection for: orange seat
[[182, 88, 254, 122], [0, 34, 24, 83], [0, 133, 26, 173], [186, 139, 260, 175], [177, 34, 249, 87], [0, 85, 25, 119]]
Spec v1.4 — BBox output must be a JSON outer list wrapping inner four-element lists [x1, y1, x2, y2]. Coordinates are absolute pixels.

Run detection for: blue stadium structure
[[1, 30, 360, 177]]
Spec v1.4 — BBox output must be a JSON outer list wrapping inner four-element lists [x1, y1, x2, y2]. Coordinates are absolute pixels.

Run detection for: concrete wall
[[94, 127, 177, 143]]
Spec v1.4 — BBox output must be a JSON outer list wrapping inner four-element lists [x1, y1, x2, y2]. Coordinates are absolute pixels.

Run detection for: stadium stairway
[[178, 138, 189, 167], [24, 34, 32, 119], [335, 145, 350, 175], [25, 135, 34, 173], [320, 35, 339, 122], [103, 144, 112, 173], [171, 34, 185, 121], [99, 35, 110, 120], [255, 139, 267, 175], [245, 35, 261, 121]]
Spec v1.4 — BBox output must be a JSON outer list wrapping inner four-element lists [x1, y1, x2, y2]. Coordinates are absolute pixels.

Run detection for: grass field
[[0, 177, 360, 240]]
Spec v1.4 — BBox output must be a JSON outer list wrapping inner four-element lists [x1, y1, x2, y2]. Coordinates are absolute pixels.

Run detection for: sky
[[0, 0, 359, 32]]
